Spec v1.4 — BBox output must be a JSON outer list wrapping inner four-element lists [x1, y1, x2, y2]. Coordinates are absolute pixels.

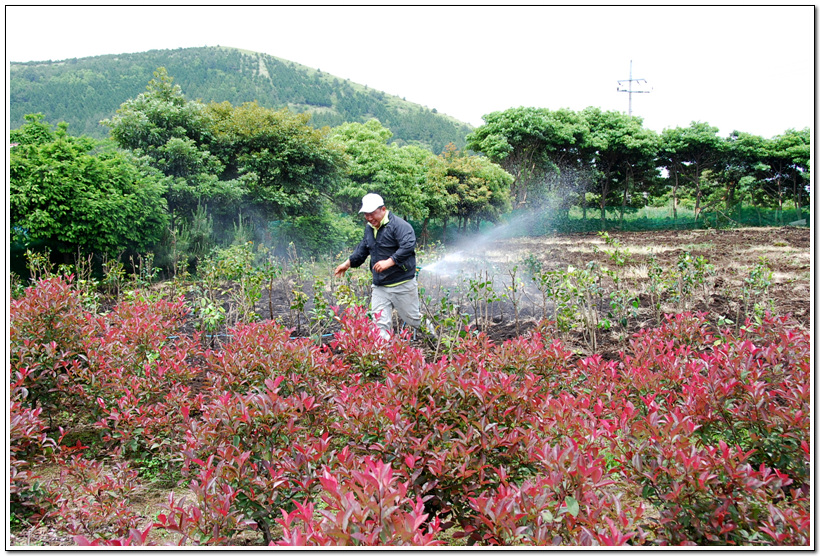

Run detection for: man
[[334, 193, 430, 341]]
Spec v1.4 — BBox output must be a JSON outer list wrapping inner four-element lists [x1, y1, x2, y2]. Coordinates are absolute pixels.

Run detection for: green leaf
[[564, 496, 580, 517]]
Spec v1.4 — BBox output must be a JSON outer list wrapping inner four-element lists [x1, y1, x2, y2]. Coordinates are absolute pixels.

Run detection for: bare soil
[[465, 225, 811, 357], [177, 225, 812, 360]]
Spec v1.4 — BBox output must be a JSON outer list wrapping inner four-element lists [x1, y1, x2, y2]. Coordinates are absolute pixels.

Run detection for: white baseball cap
[[359, 193, 385, 214]]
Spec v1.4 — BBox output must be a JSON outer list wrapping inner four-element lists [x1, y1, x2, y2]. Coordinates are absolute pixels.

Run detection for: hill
[[9, 46, 473, 153]]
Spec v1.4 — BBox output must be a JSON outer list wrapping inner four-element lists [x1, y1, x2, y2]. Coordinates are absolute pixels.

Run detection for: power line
[[617, 60, 651, 116]]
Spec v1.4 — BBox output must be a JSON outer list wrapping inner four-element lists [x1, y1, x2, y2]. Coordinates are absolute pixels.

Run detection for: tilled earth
[[171, 225, 812, 360], [462, 225, 811, 357]]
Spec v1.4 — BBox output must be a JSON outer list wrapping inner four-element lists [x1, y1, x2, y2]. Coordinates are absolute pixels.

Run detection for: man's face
[[363, 206, 386, 228]]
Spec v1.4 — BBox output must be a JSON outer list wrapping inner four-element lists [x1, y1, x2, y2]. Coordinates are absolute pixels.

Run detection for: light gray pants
[[371, 278, 422, 340]]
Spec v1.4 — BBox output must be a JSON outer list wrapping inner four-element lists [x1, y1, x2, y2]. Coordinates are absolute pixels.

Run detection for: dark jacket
[[349, 213, 417, 286]]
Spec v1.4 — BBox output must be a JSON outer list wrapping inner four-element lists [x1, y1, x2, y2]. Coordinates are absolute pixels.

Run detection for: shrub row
[[9, 276, 811, 546]]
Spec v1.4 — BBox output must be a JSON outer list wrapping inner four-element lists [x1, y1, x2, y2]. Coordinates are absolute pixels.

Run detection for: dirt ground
[[10, 225, 812, 547], [175, 225, 813, 360], [410, 225, 811, 359]]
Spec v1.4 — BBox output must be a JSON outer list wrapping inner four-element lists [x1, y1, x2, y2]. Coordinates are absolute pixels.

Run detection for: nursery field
[[9, 226, 812, 546], [414, 226, 810, 355]]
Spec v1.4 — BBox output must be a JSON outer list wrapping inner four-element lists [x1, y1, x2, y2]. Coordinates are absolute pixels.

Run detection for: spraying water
[[420, 251, 467, 277], [418, 163, 599, 277], [419, 209, 551, 278], [418, 164, 598, 279]]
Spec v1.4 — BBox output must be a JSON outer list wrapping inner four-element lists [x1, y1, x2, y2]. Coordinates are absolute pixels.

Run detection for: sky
[[5, 4, 815, 139]]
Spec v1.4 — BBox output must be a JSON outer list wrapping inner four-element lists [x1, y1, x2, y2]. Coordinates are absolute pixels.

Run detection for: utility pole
[[617, 60, 651, 116]]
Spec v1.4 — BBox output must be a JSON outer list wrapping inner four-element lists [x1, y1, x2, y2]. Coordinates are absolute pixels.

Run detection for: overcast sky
[[5, 4, 815, 139]]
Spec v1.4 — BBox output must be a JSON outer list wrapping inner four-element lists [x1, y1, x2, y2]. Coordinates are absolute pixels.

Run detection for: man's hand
[[372, 258, 396, 273], [334, 259, 351, 278]]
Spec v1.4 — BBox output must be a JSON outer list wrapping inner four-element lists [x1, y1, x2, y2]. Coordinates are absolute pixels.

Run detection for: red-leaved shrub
[[10, 280, 811, 547]]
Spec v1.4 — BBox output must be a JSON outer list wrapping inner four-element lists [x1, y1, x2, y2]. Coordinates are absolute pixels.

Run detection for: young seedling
[[740, 256, 774, 328]]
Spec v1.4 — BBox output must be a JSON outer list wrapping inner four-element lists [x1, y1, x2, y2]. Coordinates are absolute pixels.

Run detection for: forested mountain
[[9, 46, 472, 153]]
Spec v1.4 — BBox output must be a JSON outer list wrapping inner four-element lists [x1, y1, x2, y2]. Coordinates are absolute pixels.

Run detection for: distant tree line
[[10, 68, 509, 276], [9, 46, 471, 153], [467, 106, 810, 230], [10, 67, 810, 279]]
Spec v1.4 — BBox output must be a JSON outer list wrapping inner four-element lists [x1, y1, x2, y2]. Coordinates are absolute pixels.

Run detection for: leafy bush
[[10, 114, 169, 257], [44, 452, 146, 542], [9, 391, 56, 527], [9, 276, 89, 421], [9, 276, 811, 546], [275, 453, 444, 546]]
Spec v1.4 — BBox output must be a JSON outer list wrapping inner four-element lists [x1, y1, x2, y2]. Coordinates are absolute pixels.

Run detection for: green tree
[[388, 143, 435, 221], [724, 131, 766, 211], [104, 69, 347, 251], [658, 130, 686, 223], [330, 119, 428, 219], [205, 100, 346, 219], [757, 128, 811, 223], [580, 108, 659, 229], [10, 114, 169, 259], [466, 107, 588, 208], [101, 67, 242, 224], [101, 67, 214, 174], [439, 144, 513, 235], [401, 144, 453, 243], [782, 128, 811, 222], [331, 119, 401, 211], [614, 122, 659, 228], [657, 122, 724, 222], [417, 154, 459, 243]]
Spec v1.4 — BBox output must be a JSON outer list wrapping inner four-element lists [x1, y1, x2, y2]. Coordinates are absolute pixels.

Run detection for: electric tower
[[617, 60, 651, 116]]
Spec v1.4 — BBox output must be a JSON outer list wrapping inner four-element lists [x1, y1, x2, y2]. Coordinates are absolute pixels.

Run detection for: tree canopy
[[205, 100, 346, 218], [9, 63, 810, 275], [103, 68, 347, 240], [10, 114, 169, 257]]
